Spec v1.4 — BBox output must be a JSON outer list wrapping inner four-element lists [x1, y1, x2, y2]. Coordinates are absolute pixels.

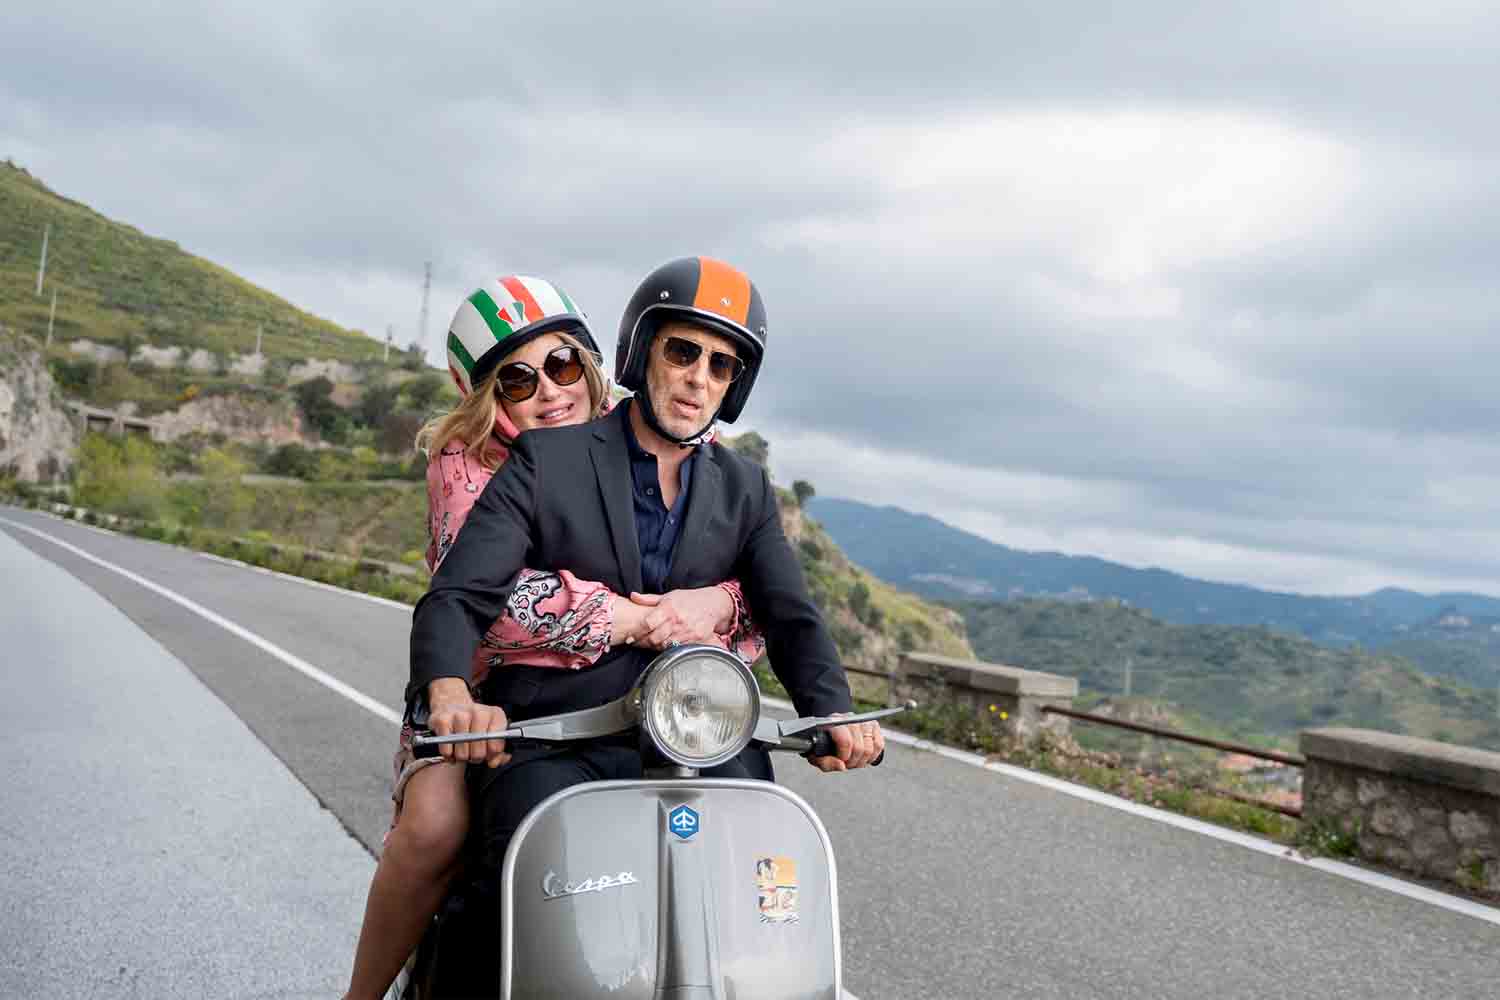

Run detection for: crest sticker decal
[[755, 855, 799, 924]]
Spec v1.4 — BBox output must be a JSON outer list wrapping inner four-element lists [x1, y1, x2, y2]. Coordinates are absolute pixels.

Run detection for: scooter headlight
[[639, 645, 760, 769]]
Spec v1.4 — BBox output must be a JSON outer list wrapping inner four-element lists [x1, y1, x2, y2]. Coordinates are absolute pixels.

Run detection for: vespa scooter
[[392, 642, 902, 1000]]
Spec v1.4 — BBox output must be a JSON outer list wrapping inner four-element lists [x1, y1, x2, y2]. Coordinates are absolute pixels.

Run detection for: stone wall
[[290, 358, 362, 384], [1301, 728, 1500, 894], [68, 339, 126, 365], [895, 652, 1078, 746], [132, 344, 185, 369]]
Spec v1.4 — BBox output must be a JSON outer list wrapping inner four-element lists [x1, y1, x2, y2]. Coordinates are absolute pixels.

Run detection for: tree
[[197, 447, 250, 531], [401, 341, 428, 372], [293, 376, 351, 444], [74, 433, 165, 521], [356, 381, 401, 428], [792, 479, 816, 507], [401, 371, 449, 413], [728, 431, 769, 468], [264, 443, 320, 479], [261, 358, 290, 388], [380, 411, 426, 456]]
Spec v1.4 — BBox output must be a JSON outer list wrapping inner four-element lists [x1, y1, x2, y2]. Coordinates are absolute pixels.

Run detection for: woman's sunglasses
[[495, 345, 587, 403], [660, 335, 745, 383]]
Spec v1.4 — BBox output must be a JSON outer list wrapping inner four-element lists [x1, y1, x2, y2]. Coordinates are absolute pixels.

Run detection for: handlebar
[[410, 702, 909, 767], [781, 728, 884, 766], [413, 724, 886, 766]]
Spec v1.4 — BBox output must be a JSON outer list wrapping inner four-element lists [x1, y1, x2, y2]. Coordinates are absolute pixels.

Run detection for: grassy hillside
[[720, 432, 972, 678], [0, 160, 382, 362], [956, 598, 1500, 751]]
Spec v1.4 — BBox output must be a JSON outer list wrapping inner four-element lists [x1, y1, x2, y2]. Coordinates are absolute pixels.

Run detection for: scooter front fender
[[501, 778, 840, 1000]]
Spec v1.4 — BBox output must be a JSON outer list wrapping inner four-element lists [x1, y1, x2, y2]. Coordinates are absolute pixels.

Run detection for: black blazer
[[409, 403, 852, 725]]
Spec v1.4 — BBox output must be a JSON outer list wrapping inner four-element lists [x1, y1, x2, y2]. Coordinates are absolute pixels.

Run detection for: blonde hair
[[415, 330, 609, 471]]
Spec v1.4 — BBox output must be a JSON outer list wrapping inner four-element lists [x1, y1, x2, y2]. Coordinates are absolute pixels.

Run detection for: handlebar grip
[[802, 729, 886, 767]]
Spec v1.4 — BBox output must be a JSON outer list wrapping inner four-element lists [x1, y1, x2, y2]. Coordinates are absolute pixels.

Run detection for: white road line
[[19, 506, 419, 613], [10, 513, 1495, 933], [0, 516, 403, 726], [763, 696, 1500, 927]]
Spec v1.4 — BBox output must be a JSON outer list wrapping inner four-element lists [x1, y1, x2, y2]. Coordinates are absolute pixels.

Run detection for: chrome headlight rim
[[638, 644, 761, 770]]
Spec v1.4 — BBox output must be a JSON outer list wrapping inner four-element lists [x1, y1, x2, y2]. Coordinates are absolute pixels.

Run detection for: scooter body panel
[[500, 778, 840, 1000]]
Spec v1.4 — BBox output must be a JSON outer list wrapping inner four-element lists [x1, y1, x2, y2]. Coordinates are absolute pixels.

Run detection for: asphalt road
[[4, 506, 1498, 999]]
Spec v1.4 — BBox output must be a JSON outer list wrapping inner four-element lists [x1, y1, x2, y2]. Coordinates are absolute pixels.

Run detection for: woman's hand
[[619, 587, 735, 649], [611, 595, 651, 647]]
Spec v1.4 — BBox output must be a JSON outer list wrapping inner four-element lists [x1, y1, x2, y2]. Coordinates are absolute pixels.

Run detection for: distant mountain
[[954, 597, 1500, 752], [804, 498, 1500, 671]]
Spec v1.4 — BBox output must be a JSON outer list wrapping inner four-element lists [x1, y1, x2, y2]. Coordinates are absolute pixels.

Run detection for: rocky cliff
[[0, 326, 79, 482], [153, 392, 307, 446]]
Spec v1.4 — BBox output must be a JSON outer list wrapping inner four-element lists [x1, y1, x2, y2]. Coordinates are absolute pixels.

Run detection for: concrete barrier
[[895, 652, 1078, 746], [1301, 727, 1500, 894]]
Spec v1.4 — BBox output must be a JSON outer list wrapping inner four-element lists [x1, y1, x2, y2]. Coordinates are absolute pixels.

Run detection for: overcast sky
[[5, 2, 1500, 598]]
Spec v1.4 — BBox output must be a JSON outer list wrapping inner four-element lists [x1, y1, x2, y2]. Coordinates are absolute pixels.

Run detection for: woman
[[344, 276, 762, 1000]]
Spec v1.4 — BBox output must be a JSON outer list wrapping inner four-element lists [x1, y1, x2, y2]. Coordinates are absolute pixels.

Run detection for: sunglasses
[[495, 345, 587, 403], [660, 335, 745, 383]]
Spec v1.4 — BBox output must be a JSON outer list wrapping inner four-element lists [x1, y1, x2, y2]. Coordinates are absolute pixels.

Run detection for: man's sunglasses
[[495, 345, 587, 403], [660, 335, 745, 383]]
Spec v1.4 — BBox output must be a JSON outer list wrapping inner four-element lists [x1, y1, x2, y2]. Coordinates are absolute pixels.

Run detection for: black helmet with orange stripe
[[616, 256, 767, 443]]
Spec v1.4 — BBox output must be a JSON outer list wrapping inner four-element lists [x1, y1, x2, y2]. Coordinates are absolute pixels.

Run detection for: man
[[408, 256, 884, 873]]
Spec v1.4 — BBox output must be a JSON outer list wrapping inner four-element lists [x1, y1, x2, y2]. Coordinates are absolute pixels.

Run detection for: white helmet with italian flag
[[445, 275, 601, 396]]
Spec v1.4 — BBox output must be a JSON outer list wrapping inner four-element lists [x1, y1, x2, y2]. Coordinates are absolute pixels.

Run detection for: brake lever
[[776, 704, 907, 739]]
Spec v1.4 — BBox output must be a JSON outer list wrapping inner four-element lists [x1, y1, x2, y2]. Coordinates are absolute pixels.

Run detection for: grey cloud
[[6, 1, 1500, 594]]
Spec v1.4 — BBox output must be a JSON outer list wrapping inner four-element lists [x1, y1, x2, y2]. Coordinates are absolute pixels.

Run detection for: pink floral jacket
[[425, 407, 764, 689]]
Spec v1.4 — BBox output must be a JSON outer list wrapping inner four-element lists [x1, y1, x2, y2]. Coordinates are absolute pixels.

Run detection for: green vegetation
[[0, 160, 386, 362], [1382, 634, 1500, 690], [1002, 733, 1300, 841], [956, 598, 1500, 752], [1297, 818, 1359, 859], [788, 489, 973, 678], [66, 433, 428, 564]]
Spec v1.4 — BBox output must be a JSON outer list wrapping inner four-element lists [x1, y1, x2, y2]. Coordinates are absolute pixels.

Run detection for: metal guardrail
[[1040, 705, 1306, 766], [1041, 705, 1304, 819]]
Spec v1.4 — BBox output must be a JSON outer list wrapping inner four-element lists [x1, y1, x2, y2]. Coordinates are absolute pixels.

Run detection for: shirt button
[[646, 487, 655, 495]]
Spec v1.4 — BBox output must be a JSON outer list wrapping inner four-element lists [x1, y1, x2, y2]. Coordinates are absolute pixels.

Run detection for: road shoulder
[[0, 529, 373, 998]]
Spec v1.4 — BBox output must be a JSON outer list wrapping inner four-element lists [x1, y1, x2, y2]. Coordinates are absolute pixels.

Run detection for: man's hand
[[426, 677, 511, 768], [808, 715, 885, 773], [623, 587, 735, 649]]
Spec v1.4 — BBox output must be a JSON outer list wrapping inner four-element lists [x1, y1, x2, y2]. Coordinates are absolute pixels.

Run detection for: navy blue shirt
[[621, 399, 696, 593]]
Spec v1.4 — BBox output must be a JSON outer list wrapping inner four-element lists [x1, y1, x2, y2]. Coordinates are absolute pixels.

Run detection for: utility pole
[[46, 288, 57, 347], [36, 223, 50, 296], [418, 261, 432, 358], [1124, 656, 1133, 698], [384, 324, 393, 363]]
